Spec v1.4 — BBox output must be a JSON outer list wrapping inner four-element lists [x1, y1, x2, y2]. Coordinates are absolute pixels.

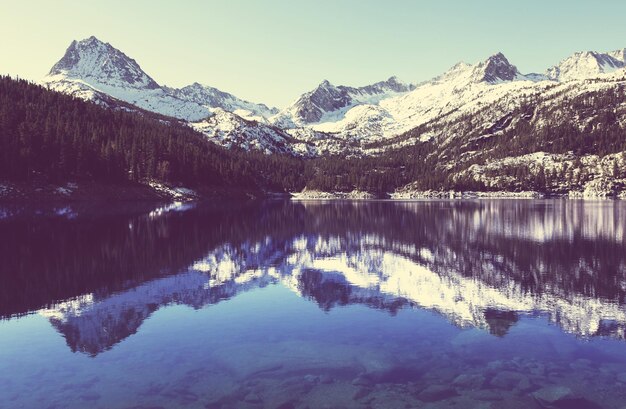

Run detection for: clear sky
[[2, 0, 626, 107]]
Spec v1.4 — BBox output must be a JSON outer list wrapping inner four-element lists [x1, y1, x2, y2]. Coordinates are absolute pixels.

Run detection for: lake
[[1, 199, 626, 409]]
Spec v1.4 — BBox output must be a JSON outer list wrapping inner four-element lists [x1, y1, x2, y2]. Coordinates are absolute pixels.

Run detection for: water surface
[[1, 199, 626, 408]]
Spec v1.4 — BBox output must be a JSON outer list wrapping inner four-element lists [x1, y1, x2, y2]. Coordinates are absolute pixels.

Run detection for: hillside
[[0, 76, 304, 198], [3, 35, 626, 199]]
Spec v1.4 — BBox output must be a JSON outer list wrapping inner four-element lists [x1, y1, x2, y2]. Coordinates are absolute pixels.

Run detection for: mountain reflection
[[1, 199, 625, 355]]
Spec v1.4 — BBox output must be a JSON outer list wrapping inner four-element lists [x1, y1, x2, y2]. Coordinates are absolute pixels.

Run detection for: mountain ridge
[[10, 36, 626, 197]]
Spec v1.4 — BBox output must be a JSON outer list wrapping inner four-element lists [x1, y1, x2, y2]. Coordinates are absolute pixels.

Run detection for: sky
[[2, 0, 626, 108]]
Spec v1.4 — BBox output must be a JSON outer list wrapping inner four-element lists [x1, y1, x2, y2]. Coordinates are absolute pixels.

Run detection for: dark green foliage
[[0, 76, 304, 191], [1, 76, 625, 194]]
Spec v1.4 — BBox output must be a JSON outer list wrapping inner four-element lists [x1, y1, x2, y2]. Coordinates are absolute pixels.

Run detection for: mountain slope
[[546, 49, 626, 81], [42, 36, 208, 121], [271, 76, 414, 127], [0, 75, 306, 192], [43, 37, 279, 121], [42, 36, 294, 153], [165, 82, 278, 122], [308, 53, 542, 142]]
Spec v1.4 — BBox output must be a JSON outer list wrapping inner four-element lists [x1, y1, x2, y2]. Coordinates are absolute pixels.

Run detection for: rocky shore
[[0, 180, 267, 202], [390, 190, 545, 199], [291, 189, 379, 200]]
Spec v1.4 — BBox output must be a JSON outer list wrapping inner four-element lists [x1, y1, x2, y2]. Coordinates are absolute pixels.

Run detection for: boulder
[[489, 371, 532, 391], [532, 386, 600, 409], [418, 385, 458, 402]]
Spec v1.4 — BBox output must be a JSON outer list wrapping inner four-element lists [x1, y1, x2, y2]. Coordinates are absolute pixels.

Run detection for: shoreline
[[2, 181, 625, 203], [290, 189, 626, 201], [0, 180, 274, 203]]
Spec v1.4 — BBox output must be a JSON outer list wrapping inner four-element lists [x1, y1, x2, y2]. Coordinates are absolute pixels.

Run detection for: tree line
[[1, 75, 625, 194]]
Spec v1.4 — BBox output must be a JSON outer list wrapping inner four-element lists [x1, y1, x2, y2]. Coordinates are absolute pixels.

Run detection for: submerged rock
[[351, 374, 374, 387], [453, 373, 486, 389], [532, 386, 600, 408], [470, 389, 504, 401], [243, 392, 262, 404], [352, 386, 373, 400], [418, 385, 458, 402], [489, 371, 532, 392]]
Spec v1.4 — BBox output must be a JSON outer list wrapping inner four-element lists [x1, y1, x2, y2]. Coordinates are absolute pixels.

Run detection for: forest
[[0, 76, 304, 192], [1, 76, 625, 195]]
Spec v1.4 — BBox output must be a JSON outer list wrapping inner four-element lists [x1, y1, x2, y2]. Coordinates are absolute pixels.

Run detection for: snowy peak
[[430, 53, 521, 86], [360, 76, 415, 94], [295, 80, 353, 123], [274, 77, 414, 126], [475, 52, 520, 83], [546, 49, 626, 81], [165, 82, 278, 121], [48, 36, 159, 89], [608, 48, 626, 62]]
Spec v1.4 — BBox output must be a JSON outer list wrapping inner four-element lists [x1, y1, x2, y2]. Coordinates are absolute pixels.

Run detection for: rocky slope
[[41, 36, 293, 153]]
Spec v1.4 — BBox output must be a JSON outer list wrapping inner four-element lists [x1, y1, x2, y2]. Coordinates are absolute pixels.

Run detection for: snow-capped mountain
[[271, 76, 415, 127], [191, 109, 307, 155], [546, 49, 626, 81], [165, 82, 278, 123], [48, 36, 159, 89], [308, 53, 545, 142], [40, 37, 626, 159], [42, 36, 293, 152], [42, 36, 209, 121]]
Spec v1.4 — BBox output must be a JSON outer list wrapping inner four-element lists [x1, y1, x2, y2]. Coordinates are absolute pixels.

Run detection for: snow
[[546, 50, 626, 81], [147, 181, 197, 200], [190, 109, 294, 154], [40, 37, 626, 158]]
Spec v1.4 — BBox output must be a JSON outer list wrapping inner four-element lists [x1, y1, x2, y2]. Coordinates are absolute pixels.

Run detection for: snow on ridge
[[546, 49, 626, 81], [40, 37, 626, 156]]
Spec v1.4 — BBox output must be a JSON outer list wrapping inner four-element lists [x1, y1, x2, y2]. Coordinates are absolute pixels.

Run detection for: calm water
[[1, 199, 626, 409]]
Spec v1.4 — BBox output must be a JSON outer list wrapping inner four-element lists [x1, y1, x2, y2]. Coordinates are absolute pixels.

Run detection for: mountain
[[165, 82, 278, 122], [42, 36, 288, 152], [304, 53, 541, 142], [0, 76, 305, 194], [48, 36, 160, 89], [21, 38, 626, 196], [546, 49, 626, 81], [191, 109, 304, 155], [271, 76, 415, 127], [42, 36, 208, 121]]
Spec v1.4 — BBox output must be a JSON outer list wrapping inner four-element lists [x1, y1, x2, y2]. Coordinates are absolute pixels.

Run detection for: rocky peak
[[475, 52, 520, 83], [363, 76, 414, 93], [546, 50, 626, 81], [48, 36, 159, 89], [609, 48, 626, 63]]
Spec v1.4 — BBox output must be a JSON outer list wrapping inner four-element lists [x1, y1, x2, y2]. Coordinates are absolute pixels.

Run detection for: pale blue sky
[[2, 0, 626, 107]]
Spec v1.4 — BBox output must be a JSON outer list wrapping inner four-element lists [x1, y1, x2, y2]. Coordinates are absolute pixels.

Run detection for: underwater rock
[[243, 392, 262, 404], [418, 385, 458, 402], [489, 371, 532, 391], [352, 374, 374, 387], [352, 386, 373, 400], [569, 359, 593, 371], [532, 386, 599, 409], [617, 372, 626, 383], [452, 373, 486, 389], [470, 390, 504, 401]]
